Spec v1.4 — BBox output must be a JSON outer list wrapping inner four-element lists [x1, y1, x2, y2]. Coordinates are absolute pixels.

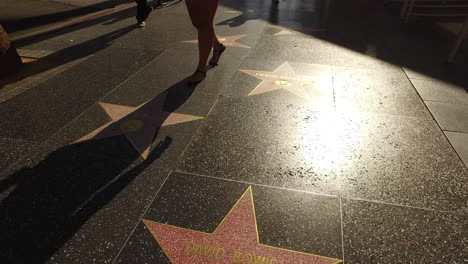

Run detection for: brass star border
[[144, 187, 342, 264]]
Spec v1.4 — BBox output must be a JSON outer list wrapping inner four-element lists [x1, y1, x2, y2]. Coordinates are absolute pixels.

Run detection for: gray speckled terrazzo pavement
[[1, 0, 467, 263]]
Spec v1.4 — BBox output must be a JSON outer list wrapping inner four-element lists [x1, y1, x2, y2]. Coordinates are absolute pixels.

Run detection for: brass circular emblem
[[120, 119, 144, 133], [275, 80, 292, 87]]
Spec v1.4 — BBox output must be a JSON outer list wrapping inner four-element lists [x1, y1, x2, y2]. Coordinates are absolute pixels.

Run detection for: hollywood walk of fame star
[[182, 35, 250, 48], [240, 62, 329, 100], [144, 187, 341, 264], [270, 24, 326, 36], [75, 93, 203, 159]]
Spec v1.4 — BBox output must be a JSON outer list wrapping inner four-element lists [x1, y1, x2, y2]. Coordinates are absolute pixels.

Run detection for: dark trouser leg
[[135, 0, 148, 22]]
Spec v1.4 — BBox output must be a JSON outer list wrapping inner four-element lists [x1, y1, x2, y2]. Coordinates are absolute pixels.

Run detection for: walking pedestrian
[[135, 0, 153, 27], [185, 0, 226, 84]]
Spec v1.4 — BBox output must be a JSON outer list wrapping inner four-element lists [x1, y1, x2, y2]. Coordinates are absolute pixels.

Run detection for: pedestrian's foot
[[137, 21, 146, 27], [188, 69, 207, 85], [209, 44, 226, 66]]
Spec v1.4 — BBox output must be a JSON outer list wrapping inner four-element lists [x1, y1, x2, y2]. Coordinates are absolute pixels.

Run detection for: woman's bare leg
[[186, 0, 222, 82]]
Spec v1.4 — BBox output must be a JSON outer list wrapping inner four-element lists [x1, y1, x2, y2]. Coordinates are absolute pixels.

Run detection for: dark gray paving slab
[[221, 0, 330, 32], [333, 66, 430, 117], [246, 32, 331, 65], [47, 166, 170, 264], [0, 46, 163, 142], [328, 31, 401, 72], [330, 43, 399, 72], [0, 137, 145, 263], [426, 101, 468, 133], [445, 131, 468, 168], [224, 59, 334, 109], [327, 0, 397, 33], [103, 45, 247, 108], [28, 8, 137, 47], [112, 4, 197, 51], [0, 94, 195, 262], [403, 65, 468, 88], [339, 113, 468, 213], [115, 171, 343, 263], [178, 96, 342, 195], [342, 199, 468, 263], [411, 79, 468, 105], [114, 3, 265, 52], [0, 137, 35, 174]]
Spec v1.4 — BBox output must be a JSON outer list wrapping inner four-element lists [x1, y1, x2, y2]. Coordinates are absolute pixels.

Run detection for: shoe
[[136, 5, 153, 27], [209, 44, 226, 66], [188, 69, 207, 85]]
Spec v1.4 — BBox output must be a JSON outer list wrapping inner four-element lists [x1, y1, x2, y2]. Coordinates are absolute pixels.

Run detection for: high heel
[[188, 69, 207, 85], [209, 44, 226, 66]]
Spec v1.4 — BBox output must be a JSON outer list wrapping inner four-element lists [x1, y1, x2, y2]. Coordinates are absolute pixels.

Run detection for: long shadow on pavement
[[0, 0, 130, 35], [0, 78, 196, 263], [1, 23, 137, 88]]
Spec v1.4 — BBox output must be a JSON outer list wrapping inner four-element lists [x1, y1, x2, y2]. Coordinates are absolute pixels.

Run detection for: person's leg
[[135, 0, 147, 23], [135, 0, 152, 26], [185, 0, 222, 82]]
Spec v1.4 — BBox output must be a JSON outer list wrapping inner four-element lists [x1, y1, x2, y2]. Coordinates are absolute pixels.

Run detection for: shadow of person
[[1, 23, 138, 88], [1, 0, 131, 35], [216, 11, 261, 28], [0, 78, 197, 263]]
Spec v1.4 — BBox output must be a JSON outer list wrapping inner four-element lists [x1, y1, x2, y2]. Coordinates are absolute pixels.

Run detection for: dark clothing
[[135, 0, 152, 23]]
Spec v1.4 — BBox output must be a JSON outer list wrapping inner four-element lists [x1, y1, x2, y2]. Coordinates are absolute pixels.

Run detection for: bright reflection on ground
[[300, 110, 364, 171]]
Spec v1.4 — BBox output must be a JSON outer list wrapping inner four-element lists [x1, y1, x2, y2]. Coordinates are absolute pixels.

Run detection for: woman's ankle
[[197, 65, 207, 72]]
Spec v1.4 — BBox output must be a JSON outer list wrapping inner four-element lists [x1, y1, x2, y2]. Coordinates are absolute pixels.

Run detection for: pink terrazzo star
[[240, 62, 320, 100], [75, 93, 203, 159], [143, 187, 342, 264]]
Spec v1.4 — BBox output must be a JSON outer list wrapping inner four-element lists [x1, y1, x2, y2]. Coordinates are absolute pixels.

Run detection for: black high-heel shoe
[[188, 69, 207, 85], [209, 44, 226, 66]]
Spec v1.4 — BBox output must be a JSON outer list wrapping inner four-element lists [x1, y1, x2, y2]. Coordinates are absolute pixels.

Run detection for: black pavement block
[[338, 113, 468, 214], [246, 33, 331, 65], [342, 199, 468, 263], [0, 100, 173, 263], [115, 171, 342, 263], [332, 66, 431, 117], [47, 166, 170, 264], [178, 96, 341, 195], [0, 46, 164, 142], [0, 136, 35, 174]]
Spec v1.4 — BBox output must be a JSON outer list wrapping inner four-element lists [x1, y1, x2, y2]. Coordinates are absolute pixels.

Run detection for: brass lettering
[[253, 255, 267, 264], [215, 247, 226, 260], [232, 250, 242, 263], [269, 259, 278, 263], [193, 243, 203, 255], [243, 253, 253, 264], [204, 245, 214, 257], [184, 241, 194, 254]]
